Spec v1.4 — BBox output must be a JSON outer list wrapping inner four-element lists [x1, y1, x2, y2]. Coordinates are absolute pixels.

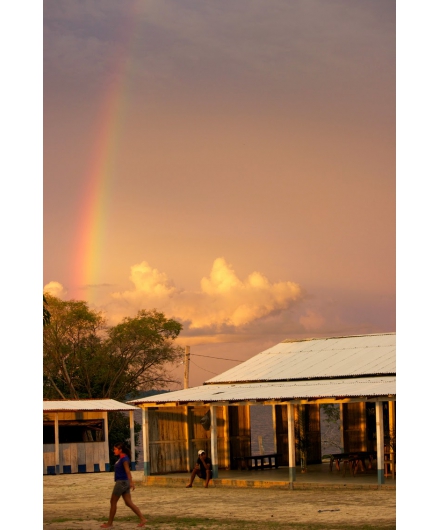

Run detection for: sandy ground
[[43, 471, 396, 529]]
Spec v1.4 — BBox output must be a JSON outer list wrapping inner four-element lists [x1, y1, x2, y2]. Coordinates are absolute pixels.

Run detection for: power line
[[190, 353, 243, 363], [190, 359, 218, 376]]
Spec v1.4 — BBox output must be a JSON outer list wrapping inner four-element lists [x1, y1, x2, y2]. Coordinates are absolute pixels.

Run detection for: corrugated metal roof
[[127, 377, 396, 405], [43, 399, 139, 412], [205, 333, 395, 384]]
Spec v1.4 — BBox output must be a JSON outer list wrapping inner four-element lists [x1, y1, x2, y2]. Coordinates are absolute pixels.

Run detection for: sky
[[43, 0, 396, 388]]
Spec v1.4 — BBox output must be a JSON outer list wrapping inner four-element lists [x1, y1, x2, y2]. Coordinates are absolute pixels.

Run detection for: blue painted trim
[[212, 464, 219, 479], [78, 464, 86, 473], [94, 464, 100, 472], [47, 466, 56, 475], [131, 462, 136, 471], [105, 463, 110, 472], [377, 469, 385, 485], [144, 462, 150, 476], [289, 466, 296, 483], [63, 465, 71, 474]]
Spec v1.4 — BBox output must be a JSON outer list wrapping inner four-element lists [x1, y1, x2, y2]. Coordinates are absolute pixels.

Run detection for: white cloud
[[109, 257, 302, 330], [43, 281, 67, 299]]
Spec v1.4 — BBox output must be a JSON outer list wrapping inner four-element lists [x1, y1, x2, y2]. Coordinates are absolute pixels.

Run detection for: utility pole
[[184, 345, 190, 389]]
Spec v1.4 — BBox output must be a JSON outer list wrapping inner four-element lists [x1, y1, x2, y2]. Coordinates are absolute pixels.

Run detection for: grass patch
[[48, 518, 79, 523], [48, 515, 395, 530], [145, 515, 396, 530]]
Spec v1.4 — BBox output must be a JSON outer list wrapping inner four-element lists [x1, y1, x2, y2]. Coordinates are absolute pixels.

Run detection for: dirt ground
[[43, 471, 396, 530]]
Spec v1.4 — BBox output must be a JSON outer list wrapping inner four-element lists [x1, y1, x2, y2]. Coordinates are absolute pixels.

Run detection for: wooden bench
[[233, 453, 282, 470]]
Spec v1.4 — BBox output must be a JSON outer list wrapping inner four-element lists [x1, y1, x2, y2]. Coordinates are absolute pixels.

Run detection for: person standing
[[186, 449, 212, 488], [101, 442, 147, 528]]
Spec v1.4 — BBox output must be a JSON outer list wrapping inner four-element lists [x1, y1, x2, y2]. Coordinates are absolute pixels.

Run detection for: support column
[[389, 401, 396, 477], [130, 410, 136, 471], [142, 408, 150, 476], [223, 406, 230, 469], [272, 404, 278, 453], [376, 402, 385, 485], [184, 406, 191, 472], [287, 403, 296, 487], [210, 405, 219, 478], [339, 404, 344, 452], [54, 413, 60, 474], [104, 412, 110, 471]]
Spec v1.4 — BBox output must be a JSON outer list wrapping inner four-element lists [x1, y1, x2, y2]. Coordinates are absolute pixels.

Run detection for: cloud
[[43, 281, 67, 299], [109, 257, 302, 330]]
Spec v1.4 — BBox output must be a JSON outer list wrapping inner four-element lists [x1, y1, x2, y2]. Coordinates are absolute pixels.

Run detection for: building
[[43, 398, 139, 474], [128, 333, 396, 485]]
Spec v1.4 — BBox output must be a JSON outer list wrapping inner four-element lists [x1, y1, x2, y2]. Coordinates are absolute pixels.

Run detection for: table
[[233, 453, 282, 470], [325, 452, 377, 476]]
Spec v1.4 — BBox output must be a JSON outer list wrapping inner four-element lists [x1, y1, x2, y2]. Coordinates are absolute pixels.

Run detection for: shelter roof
[[128, 376, 395, 406], [205, 333, 395, 384], [43, 399, 138, 412]]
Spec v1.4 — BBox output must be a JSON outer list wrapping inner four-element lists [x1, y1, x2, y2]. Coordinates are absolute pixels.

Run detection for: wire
[[190, 353, 243, 363], [190, 359, 218, 376]]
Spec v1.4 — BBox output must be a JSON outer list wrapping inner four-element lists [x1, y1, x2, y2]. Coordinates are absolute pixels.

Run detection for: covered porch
[[130, 385, 396, 488], [141, 462, 396, 489]]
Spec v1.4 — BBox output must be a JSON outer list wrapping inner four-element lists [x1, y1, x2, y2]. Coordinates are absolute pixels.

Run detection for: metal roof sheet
[[43, 399, 139, 412], [128, 377, 396, 405], [205, 333, 395, 384]]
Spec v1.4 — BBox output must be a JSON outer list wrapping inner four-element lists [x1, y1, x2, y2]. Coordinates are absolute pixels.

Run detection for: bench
[[233, 453, 282, 470]]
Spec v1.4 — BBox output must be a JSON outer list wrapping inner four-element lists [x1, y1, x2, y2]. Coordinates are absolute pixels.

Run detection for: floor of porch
[[142, 463, 396, 490]]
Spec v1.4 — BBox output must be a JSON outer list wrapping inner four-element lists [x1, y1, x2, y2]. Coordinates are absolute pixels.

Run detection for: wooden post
[[339, 404, 344, 452], [104, 412, 110, 471], [388, 400, 396, 477], [184, 346, 190, 389], [142, 408, 150, 476], [54, 413, 60, 474], [184, 406, 191, 472], [272, 404, 278, 453], [223, 405, 230, 469], [210, 405, 218, 478], [129, 410, 136, 471], [376, 402, 385, 484], [287, 403, 296, 487]]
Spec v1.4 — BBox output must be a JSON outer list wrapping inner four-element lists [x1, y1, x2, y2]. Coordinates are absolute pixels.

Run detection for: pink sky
[[43, 0, 395, 387]]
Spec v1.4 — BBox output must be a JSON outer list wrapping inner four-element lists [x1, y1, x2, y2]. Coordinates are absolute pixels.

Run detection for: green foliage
[[43, 295, 51, 326], [43, 294, 184, 400], [107, 411, 142, 469], [321, 404, 340, 424]]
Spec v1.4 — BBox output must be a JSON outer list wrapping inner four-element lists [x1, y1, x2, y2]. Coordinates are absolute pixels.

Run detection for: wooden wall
[[342, 403, 367, 452], [343, 402, 389, 453], [43, 441, 107, 474], [275, 404, 322, 465], [147, 405, 231, 474], [228, 405, 251, 469]]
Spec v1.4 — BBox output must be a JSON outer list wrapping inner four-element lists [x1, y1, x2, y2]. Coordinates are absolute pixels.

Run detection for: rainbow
[[71, 2, 142, 302]]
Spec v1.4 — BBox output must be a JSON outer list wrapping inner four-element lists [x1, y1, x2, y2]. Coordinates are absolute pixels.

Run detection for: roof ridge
[[281, 332, 395, 343]]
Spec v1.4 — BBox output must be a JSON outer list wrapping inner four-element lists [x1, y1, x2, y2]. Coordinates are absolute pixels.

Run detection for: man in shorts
[[186, 450, 212, 488]]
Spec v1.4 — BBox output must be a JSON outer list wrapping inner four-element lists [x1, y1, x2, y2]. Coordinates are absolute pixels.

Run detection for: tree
[[43, 295, 51, 326], [43, 295, 184, 400]]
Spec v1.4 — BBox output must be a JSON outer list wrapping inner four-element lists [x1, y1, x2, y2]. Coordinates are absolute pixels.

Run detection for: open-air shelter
[[43, 398, 139, 474], [128, 333, 396, 487]]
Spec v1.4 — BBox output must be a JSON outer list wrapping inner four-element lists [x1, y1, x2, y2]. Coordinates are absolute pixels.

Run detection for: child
[[100, 442, 147, 528]]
